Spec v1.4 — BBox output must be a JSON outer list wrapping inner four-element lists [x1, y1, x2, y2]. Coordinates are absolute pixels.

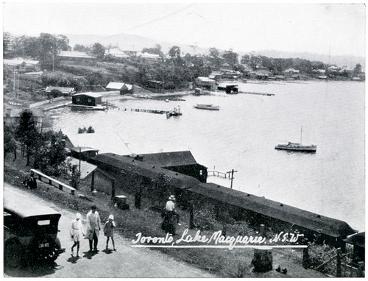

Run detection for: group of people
[[70, 195, 180, 257], [70, 205, 116, 257]]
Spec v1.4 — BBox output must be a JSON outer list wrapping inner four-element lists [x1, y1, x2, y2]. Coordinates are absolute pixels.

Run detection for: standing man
[[86, 205, 101, 252]]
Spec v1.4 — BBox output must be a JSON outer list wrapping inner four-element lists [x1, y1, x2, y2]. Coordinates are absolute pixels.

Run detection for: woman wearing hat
[[70, 213, 85, 257], [161, 195, 179, 235]]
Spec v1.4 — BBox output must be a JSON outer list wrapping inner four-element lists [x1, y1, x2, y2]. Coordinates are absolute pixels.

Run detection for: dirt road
[[4, 183, 213, 277]]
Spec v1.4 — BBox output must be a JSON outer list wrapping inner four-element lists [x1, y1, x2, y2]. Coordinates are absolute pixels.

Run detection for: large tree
[[91, 43, 105, 59], [33, 130, 67, 176], [15, 110, 41, 166], [168, 46, 181, 59], [222, 50, 239, 67]]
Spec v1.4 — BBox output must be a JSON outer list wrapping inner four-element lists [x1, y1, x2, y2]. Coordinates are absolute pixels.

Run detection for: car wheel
[[5, 240, 23, 268]]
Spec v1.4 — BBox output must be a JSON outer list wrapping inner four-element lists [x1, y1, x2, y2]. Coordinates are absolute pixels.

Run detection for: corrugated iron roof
[[73, 92, 103, 98], [134, 151, 202, 168], [90, 152, 355, 239], [106, 82, 133, 90], [58, 51, 95, 59], [189, 183, 355, 238]]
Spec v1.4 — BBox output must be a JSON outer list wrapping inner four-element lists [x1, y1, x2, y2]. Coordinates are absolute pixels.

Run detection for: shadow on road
[[82, 250, 98, 259], [102, 249, 113, 254], [67, 255, 81, 264]]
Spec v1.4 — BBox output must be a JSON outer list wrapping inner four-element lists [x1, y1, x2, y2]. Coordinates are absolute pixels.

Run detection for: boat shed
[[129, 151, 208, 183], [72, 92, 103, 106], [87, 152, 355, 246], [195, 77, 217, 91], [106, 82, 133, 94]]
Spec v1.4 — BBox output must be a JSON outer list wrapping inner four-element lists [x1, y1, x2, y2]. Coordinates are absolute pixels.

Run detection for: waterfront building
[[88, 152, 356, 247], [106, 82, 133, 94], [72, 92, 103, 107], [195, 77, 217, 90], [129, 151, 208, 183]]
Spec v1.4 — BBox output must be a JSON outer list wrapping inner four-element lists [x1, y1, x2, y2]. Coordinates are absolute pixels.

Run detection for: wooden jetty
[[239, 91, 275, 96]]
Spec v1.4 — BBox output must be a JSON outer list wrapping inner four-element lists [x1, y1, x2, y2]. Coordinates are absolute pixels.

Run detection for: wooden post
[[259, 224, 265, 236], [91, 170, 95, 192], [135, 187, 142, 209], [302, 246, 310, 268], [189, 201, 195, 229], [111, 179, 115, 200], [336, 248, 342, 277]]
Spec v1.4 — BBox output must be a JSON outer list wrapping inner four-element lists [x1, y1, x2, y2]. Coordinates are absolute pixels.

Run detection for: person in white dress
[[70, 213, 85, 257]]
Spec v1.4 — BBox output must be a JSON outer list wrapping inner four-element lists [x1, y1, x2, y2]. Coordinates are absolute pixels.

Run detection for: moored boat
[[194, 104, 220, 110], [275, 127, 317, 153], [275, 142, 317, 152]]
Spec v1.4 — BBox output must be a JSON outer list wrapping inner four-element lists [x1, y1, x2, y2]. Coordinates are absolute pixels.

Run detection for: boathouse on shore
[[72, 92, 103, 106], [106, 82, 133, 94], [87, 152, 356, 247], [195, 77, 217, 91], [128, 151, 208, 183]]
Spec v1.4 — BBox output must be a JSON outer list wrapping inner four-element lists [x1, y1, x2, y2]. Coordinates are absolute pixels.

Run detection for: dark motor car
[[4, 197, 63, 267]]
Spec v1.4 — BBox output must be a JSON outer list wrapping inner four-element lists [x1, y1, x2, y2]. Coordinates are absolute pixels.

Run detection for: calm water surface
[[52, 81, 365, 230]]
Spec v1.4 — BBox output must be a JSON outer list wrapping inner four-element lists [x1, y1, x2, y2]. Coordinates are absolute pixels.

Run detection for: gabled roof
[[4, 57, 39, 66], [73, 92, 103, 98], [106, 82, 133, 90], [58, 51, 95, 59], [196, 77, 216, 83], [133, 151, 202, 168], [66, 156, 97, 179], [70, 146, 99, 153]]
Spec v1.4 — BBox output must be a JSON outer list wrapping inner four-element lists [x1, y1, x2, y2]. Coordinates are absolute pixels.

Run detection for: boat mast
[[300, 126, 303, 144]]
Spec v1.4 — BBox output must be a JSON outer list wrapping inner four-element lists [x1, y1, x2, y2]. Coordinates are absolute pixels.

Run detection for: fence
[[30, 169, 76, 195]]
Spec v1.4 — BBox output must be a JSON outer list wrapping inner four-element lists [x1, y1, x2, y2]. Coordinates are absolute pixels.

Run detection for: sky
[[2, 1, 366, 57]]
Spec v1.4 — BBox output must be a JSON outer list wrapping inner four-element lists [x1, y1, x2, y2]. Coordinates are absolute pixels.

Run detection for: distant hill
[[250, 50, 365, 69], [66, 32, 208, 55], [66, 32, 364, 69]]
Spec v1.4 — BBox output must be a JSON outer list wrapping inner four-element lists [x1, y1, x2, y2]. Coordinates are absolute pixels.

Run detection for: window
[[76, 97, 80, 102], [37, 220, 51, 225], [88, 98, 92, 103]]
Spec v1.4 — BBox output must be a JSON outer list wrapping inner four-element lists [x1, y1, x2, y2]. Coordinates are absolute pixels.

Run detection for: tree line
[[4, 32, 364, 91]]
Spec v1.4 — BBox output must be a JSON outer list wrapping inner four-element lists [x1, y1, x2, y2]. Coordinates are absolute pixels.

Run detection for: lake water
[[52, 81, 365, 231]]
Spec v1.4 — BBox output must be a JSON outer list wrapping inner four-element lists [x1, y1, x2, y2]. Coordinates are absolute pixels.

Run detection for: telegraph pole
[[227, 169, 238, 189]]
